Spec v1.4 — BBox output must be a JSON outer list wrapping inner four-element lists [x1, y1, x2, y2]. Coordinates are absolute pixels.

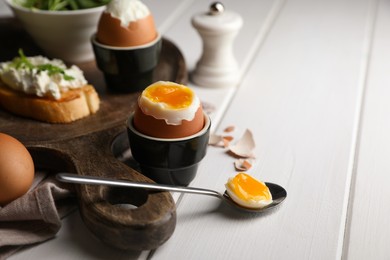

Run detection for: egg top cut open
[[133, 81, 204, 139], [225, 172, 273, 209]]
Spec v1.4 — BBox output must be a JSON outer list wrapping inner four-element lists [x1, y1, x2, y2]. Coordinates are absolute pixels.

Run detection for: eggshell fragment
[[208, 134, 233, 147], [224, 126, 235, 133], [208, 134, 223, 146], [209, 127, 257, 171], [234, 158, 255, 171], [228, 129, 256, 158], [223, 136, 234, 148]]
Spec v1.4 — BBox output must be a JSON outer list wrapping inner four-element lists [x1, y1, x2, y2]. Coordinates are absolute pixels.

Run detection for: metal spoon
[[56, 173, 287, 213]]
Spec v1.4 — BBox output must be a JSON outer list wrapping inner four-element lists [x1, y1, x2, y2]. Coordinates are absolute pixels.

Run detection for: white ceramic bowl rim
[[6, 0, 106, 15], [91, 32, 162, 51]]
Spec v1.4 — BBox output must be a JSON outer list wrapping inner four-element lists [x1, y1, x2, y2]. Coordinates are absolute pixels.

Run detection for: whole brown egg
[[0, 133, 35, 206]]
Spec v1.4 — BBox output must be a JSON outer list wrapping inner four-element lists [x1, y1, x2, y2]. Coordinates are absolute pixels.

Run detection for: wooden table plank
[[344, 0, 390, 259], [152, 0, 375, 259]]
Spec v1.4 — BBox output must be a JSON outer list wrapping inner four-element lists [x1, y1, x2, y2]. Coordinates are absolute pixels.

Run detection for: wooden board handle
[[29, 125, 177, 251]]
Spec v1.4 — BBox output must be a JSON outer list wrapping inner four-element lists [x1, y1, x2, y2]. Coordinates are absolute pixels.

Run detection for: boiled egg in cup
[[225, 172, 273, 209], [127, 81, 210, 185], [91, 0, 162, 92], [133, 81, 205, 138]]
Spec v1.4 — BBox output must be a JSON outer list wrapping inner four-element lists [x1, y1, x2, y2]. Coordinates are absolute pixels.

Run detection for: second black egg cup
[[91, 33, 162, 93]]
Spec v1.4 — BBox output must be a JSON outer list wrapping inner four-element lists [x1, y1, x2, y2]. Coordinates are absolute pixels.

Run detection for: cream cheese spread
[[105, 0, 150, 27], [0, 55, 87, 100]]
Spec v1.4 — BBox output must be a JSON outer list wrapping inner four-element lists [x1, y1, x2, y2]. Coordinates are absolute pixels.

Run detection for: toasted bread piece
[[0, 83, 100, 123]]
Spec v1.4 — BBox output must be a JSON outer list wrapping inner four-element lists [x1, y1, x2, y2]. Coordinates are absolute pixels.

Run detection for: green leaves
[[13, 0, 110, 10], [10, 49, 75, 81], [12, 49, 34, 70]]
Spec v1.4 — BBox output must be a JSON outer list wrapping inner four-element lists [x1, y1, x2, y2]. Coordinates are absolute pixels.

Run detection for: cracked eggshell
[[96, 12, 157, 46], [96, 0, 157, 47], [228, 129, 256, 158], [133, 105, 204, 139]]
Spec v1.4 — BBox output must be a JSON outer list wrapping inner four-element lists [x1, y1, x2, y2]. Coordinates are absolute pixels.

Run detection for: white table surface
[[2, 0, 390, 259]]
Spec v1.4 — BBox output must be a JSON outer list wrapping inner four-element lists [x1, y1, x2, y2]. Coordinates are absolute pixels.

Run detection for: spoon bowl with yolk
[[225, 172, 273, 209]]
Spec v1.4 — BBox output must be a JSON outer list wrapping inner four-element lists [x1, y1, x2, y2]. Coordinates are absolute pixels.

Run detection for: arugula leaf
[[13, 0, 110, 10], [11, 49, 75, 81], [47, 0, 70, 10], [11, 49, 34, 70]]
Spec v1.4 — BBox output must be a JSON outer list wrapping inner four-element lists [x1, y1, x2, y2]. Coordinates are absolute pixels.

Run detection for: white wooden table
[[3, 0, 390, 259]]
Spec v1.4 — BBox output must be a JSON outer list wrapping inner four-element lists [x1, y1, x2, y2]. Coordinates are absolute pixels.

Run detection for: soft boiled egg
[[0, 133, 34, 206], [96, 0, 158, 47], [225, 172, 273, 209], [133, 81, 205, 138]]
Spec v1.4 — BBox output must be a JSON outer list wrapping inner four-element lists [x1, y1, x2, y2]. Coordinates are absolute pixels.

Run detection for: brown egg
[[133, 81, 205, 139], [96, 12, 157, 47], [0, 133, 34, 206]]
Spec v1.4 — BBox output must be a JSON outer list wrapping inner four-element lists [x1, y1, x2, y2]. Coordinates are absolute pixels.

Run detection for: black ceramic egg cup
[[127, 112, 211, 186], [91, 33, 162, 93]]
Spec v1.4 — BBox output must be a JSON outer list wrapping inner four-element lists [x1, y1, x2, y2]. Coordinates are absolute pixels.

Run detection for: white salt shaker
[[191, 2, 243, 88]]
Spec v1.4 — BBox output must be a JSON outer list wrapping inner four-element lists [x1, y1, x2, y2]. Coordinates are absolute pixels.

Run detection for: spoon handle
[[56, 173, 222, 198]]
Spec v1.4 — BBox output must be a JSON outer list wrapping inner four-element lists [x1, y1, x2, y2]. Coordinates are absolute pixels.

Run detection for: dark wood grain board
[[0, 18, 188, 250]]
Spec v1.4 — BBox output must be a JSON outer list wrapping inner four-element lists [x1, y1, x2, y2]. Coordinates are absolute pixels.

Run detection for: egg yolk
[[227, 172, 272, 202], [143, 84, 194, 109]]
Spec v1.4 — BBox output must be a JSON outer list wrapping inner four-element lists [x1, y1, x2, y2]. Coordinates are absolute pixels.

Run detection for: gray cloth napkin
[[0, 172, 76, 259]]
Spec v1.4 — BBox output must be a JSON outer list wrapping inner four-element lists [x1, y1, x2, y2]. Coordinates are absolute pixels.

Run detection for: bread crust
[[0, 83, 100, 123]]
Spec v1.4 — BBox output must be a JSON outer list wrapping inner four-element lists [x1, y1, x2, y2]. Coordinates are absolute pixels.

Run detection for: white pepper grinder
[[191, 2, 243, 88]]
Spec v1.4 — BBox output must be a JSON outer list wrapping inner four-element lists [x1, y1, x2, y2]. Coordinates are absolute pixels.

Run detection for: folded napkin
[[0, 172, 76, 259]]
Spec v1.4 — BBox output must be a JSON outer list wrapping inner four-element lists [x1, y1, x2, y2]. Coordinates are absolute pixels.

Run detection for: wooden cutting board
[[0, 18, 187, 250]]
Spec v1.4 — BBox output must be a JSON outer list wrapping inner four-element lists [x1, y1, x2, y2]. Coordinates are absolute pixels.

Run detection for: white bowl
[[6, 0, 105, 63]]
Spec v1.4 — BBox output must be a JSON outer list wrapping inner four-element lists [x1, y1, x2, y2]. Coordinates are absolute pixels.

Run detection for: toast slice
[[0, 83, 100, 123]]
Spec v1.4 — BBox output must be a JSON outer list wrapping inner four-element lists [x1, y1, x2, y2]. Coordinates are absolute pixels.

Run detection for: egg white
[[138, 81, 201, 125], [106, 0, 150, 27], [225, 181, 273, 209]]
